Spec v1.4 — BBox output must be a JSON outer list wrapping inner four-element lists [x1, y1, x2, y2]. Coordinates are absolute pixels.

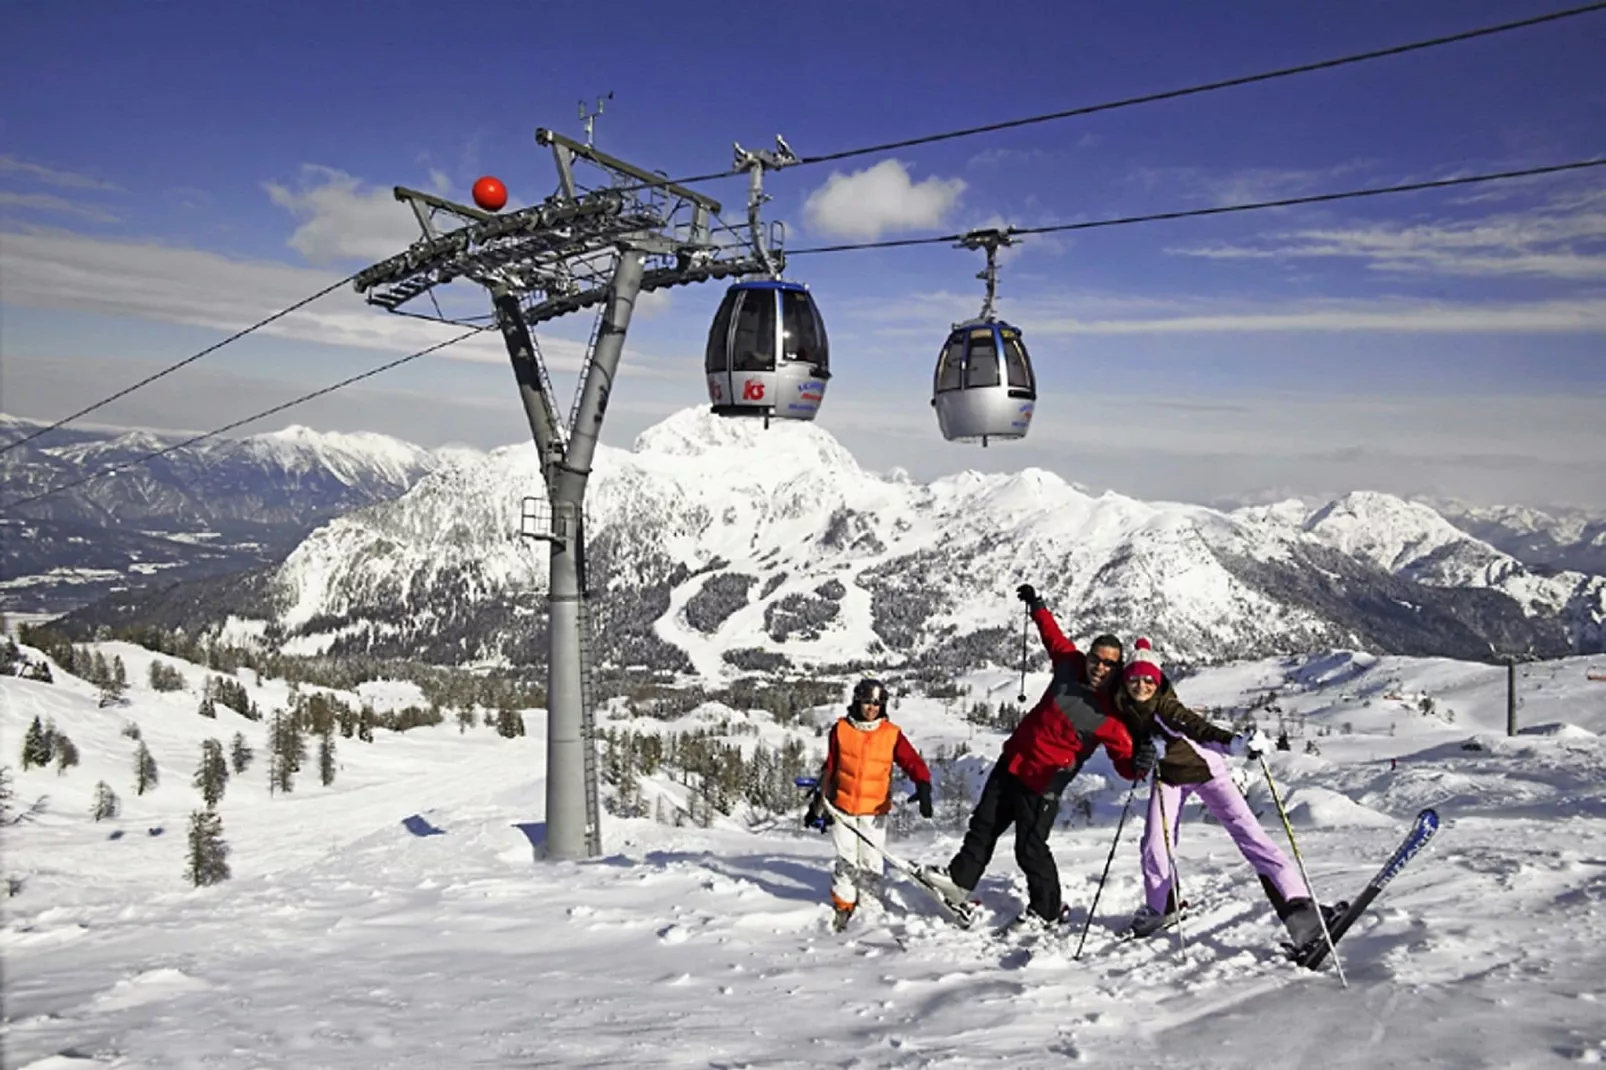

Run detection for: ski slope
[[4, 643, 1606, 1069]]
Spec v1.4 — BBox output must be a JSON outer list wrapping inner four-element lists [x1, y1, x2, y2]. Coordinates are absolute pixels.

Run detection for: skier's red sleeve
[[1032, 605, 1080, 666], [892, 731, 931, 785], [1097, 716, 1142, 781]]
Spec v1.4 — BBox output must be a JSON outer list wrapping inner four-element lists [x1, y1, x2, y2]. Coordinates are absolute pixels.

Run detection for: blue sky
[[3, 0, 1603, 508]]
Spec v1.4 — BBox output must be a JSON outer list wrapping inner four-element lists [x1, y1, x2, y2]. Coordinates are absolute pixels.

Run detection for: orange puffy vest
[[829, 718, 903, 817]]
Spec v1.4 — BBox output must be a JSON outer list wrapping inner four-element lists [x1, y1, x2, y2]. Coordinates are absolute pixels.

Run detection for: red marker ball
[[472, 176, 508, 212]]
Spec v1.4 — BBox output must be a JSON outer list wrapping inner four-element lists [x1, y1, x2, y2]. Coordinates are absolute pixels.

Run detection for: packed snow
[[4, 640, 1606, 1068]]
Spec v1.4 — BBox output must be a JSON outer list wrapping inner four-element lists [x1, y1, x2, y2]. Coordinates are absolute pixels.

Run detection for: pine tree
[[53, 733, 80, 775], [198, 696, 217, 719], [92, 780, 121, 821], [111, 655, 129, 698], [134, 740, 158, 795], [230, 732, 253, 774], [318, 730, 337, 787], [268, 711, 295, 794], [184, 808, 231, 887], [358, 706, 375, 743], [21, 715, 51, 770], [194, 739, 229, 809]]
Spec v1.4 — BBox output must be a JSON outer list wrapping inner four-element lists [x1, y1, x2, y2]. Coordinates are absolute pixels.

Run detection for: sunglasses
[[1088, 656, 1121, 670], [1126, 676, 1158, 688]]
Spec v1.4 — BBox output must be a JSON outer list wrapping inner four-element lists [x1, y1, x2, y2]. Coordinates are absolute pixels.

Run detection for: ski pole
[[1153, 771, 1188, 960], [795, 777, 910, 876], [1073, 773, 1139, 960], [1016, 605, 1029, 703], [1256, 753, 1348, 988]]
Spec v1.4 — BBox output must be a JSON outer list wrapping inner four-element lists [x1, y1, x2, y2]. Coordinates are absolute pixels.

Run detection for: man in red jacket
[[922, 583, 1152, 927]]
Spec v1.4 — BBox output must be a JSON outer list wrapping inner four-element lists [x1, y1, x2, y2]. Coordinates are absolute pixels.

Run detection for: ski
[[1287, 807, 1441, 971], [794, 777, 978, 929]]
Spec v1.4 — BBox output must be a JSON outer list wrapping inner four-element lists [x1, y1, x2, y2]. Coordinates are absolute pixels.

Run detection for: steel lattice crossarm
[[352, 127, 777, 328]]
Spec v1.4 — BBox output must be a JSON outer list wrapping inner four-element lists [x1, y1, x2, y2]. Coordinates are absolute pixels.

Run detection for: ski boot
[[831, 903, 855, 932], [1282, 897, 1348, 949], [1124, 902, 1186, 939]]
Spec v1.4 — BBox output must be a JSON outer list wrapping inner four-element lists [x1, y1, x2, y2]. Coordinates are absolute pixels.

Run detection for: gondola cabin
[[931, 319, 1037, 445], [705, 280, 831, 423]]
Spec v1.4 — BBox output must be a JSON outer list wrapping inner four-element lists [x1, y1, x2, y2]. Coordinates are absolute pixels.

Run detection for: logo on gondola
[[742, 379, 766, 401], [709, 380, 725, 402], [796, 379, 824, 404]]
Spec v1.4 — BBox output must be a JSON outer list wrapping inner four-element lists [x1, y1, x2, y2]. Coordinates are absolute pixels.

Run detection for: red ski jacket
[[999, 606, 1142, 794]]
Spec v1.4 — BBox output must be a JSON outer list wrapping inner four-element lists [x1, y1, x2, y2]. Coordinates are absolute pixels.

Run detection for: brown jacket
[[1115, 676, 1234, 785]]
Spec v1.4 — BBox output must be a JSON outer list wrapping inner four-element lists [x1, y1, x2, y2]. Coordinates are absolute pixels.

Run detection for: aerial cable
[[611, 3, 1606, 193], [0, 327, 481, 513], [785, 158, 1606, 255], [6, 158, 1598, 508], [0, 271, 363, 458], [7, 6, 1593, 454]]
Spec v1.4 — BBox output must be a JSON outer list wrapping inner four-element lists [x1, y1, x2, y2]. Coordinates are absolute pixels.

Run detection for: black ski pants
[[946, 765, 1064, 921]]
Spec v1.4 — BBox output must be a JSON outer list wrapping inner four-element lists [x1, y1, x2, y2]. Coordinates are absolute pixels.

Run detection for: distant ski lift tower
[[351, 123, 782, 860]]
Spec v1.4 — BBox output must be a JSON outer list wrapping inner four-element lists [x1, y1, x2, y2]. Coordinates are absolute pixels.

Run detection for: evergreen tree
[[268, 711, 295, 794], [456, 707, 475, 734], [53, 733, 80, 775], [230, 732, 254, 774], [194, 739, 229, 809], [198, 696, 217, 719], [21, 715, 51, 770], [134, 740, 158, 795], [111, 655, 129, 698], [358, 705, 375, 743], [318, 729, 337, 787], [184, 808, 231, 887], [90, 650, 111, 690], [92, 780, 120, 821], [0, 765, 13, 823], [148, 660, 186, 692]]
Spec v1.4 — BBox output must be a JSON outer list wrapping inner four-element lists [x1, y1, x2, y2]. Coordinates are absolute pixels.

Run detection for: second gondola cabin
[[931, 319, 1037, 445], [705, 280, 831, 423]]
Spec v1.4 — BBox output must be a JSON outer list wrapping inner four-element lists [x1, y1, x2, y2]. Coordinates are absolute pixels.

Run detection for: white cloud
[[853, 288, 1606, 336], [802, 159, 966, 240], [634, 288, 673, 319], [1167, 189, 1606, 280], [0, 154, 121, 191], [0, 191, 120, 223], [0, 227, 695, 378], [264, 165, 428, 264]]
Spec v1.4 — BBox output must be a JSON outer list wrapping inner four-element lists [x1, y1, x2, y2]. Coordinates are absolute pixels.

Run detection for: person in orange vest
[[804, 678, 935, 931]]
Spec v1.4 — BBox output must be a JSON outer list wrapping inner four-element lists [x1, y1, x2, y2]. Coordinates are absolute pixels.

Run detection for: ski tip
[[1416, 808, 1441, 831]]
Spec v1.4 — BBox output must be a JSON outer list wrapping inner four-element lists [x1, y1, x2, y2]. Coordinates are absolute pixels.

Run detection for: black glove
[[1016, 583, 1042, 609], [911, 781, 934, 819], [804, 792, 831, 832], [1131, 735, 1157, 778]]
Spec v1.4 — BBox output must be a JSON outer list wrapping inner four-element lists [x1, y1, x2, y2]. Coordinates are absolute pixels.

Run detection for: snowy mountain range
[[0, 415, 448, 614], [1423, 498, 1606, 578], [52, 407, 1606, 674]]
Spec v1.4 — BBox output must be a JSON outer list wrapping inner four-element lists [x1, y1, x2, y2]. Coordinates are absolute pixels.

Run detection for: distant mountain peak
[[632, 407, 860, 474]]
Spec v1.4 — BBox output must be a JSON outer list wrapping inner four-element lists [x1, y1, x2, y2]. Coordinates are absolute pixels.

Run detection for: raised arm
[[1018, 583, 1079, 665]]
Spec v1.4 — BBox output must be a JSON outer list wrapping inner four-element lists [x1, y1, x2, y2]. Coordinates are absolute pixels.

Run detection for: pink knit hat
[[1124, 637, 1163, 686]]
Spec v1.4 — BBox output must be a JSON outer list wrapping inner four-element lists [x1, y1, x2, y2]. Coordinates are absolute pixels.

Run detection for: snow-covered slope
[[5, 639, 1606, 1069]]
